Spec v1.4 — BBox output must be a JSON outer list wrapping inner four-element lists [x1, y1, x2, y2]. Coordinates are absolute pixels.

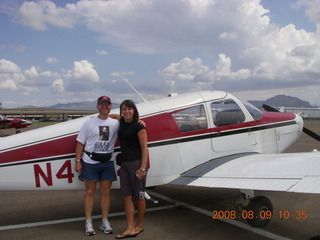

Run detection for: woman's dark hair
[[119, 99, 139, 122]]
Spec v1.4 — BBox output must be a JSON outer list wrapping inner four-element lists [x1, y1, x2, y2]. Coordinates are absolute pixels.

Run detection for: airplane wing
[[170, 151, 320, 194]]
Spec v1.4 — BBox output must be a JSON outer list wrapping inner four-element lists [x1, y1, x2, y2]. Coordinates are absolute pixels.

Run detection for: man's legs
[[84, 181, 96, 235], [100, 180, 112, 219], [99, 180, 114, 234], [84, 181, 96, 219]]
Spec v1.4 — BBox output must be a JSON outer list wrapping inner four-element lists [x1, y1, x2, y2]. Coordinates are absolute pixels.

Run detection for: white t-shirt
[[76, 116, 120, 164]]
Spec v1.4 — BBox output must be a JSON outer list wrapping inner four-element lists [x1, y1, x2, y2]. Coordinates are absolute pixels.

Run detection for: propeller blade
[[263, 104, 320, 142], [262, 104, 278, 112], [303, 127, 320, 142]]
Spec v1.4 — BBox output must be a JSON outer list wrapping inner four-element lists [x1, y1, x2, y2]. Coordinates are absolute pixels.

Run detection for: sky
[[0, 0, 320, 108]]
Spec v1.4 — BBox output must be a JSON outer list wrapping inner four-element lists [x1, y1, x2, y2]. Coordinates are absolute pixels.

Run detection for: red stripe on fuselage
[[0, 135, 78, 164], [0, 111, 296, 164]]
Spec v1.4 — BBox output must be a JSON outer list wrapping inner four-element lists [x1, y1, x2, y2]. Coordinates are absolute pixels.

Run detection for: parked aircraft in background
[[0, 91, 319, 228], [0, 115, 32, 134]]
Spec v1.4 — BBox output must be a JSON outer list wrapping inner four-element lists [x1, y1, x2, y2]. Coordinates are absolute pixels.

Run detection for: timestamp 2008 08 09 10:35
[[212, 210, 308, 220]]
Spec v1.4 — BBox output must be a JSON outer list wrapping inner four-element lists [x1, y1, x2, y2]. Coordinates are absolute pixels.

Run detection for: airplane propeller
[[262, 104, 320, 142]]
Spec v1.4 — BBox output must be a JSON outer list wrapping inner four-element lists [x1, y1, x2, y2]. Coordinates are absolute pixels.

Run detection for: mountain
[[15, 95, 312, 110], [249, 95, 313, 108], [49, 101, 97, 110], [48, 101, 120, 110]]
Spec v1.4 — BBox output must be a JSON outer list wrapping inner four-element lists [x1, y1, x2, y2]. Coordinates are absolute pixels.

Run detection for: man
[[75, 96, 119, 236]]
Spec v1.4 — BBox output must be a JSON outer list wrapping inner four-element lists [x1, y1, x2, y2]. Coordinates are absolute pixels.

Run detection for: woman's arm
[[136, 129, 148, 179]]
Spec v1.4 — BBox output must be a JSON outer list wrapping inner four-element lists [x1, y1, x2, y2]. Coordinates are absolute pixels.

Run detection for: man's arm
[[75, 141, 84, 174]]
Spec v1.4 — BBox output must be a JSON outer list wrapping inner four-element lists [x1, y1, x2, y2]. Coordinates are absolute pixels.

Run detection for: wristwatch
[[76, 159, 81, 162], [140, 168, 146, 172]]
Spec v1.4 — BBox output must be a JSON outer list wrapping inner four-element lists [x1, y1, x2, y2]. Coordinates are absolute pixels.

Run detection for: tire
[[246, 196, 273, 228]]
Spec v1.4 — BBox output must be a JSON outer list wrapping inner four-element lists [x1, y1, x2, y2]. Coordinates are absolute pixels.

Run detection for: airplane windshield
[[172, 105, 208, 133], [238, 98, 263, 120]]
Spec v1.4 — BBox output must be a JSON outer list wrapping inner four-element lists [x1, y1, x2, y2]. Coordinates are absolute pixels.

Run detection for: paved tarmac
[[0, 120, 319, 240]]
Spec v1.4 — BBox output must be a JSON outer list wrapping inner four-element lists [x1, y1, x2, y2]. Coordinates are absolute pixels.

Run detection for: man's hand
[[138, 119, 146, 127], [75, 161, 82, 174]]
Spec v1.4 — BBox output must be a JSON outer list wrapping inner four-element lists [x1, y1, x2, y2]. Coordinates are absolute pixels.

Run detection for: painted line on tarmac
[[0, 191, 293, 240], [148, 190, 293, 240], [0, 205, 175, 231]]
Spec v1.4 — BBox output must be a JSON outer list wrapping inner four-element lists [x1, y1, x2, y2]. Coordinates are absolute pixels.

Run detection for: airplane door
[[171, 104, 215, 171], [208, 99, 257, 153]]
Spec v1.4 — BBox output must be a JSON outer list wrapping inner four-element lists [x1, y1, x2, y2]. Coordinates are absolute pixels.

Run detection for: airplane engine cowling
[[11, 118, 22, 128]]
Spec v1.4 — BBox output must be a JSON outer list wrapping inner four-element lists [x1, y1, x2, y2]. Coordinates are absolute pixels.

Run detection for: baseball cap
[[97, 96, 111, 105]]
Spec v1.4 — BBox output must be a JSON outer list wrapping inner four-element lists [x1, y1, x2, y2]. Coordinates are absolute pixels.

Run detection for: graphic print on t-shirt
[[99, 126, 109, 140], [93, 126, 110, 153]]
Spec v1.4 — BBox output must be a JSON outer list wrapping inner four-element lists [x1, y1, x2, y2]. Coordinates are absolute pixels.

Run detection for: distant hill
[[249, 95, 313, 108], [13, 95, 312, 110], [48, 101, 120, 110], [49, 101, 97, 110], [50, 95, 311, 110]]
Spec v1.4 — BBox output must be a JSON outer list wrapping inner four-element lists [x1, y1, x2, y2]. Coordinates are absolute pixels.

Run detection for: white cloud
[[24, 66, 39, 79], [40, 70, 60, 78], [0, 59, 21, 73], [293, 0, 320, 30], [219, 32, 237, 39], [51, 78, 64, 94], [17, 0, 320, 70], [18, 0, 75, 30], [14, 45, 26, 53], [8, 0, 320, 105], [0, 79, 18, 91], [96, 49, 108, 55], [0, 59, 22, 91], [161, 58, 209, 81], [0, 58, 102, 97], [65, 60, 100, 83], [160, 54, 251, 88], [0, 59, 46, 95], [46, 57, 58, 63]]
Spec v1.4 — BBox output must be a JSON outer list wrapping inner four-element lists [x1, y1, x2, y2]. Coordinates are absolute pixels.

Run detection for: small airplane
[[0, 91, 319, 228], [0, 115, 32, 134]]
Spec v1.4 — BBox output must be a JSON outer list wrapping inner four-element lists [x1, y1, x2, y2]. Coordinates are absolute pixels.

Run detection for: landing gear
[[234, 190, 273, 228], [246, 196, 273, 227]]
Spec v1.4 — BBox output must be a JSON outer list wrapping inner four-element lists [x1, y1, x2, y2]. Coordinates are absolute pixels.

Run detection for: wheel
[[246, 196, 273, 228]]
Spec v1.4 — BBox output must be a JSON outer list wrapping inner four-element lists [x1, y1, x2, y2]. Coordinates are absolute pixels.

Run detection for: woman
[[114, 100, 148, 239]]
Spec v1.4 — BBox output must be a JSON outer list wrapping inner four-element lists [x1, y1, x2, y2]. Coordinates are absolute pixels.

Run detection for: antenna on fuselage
[[112, 72, 148, 103]]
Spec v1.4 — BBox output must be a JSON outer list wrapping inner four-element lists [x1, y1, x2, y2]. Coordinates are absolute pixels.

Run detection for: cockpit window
[[173, 105, 208, 132], [211, 99, 245, 126]]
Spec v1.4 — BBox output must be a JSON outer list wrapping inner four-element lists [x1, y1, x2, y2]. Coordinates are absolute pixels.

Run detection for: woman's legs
[[135, 198, 146, 232]]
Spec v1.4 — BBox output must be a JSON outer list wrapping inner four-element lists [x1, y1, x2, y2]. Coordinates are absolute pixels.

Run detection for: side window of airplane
[[172, 105, 208, 133], [211, 100, 245, 126]]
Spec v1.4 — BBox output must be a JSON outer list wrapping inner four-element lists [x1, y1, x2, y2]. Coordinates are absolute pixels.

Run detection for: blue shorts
[[79, 160, 117, 182]]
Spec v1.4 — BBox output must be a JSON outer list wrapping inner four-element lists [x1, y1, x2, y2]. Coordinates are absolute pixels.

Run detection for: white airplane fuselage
[[0, 91, 303, 191]]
